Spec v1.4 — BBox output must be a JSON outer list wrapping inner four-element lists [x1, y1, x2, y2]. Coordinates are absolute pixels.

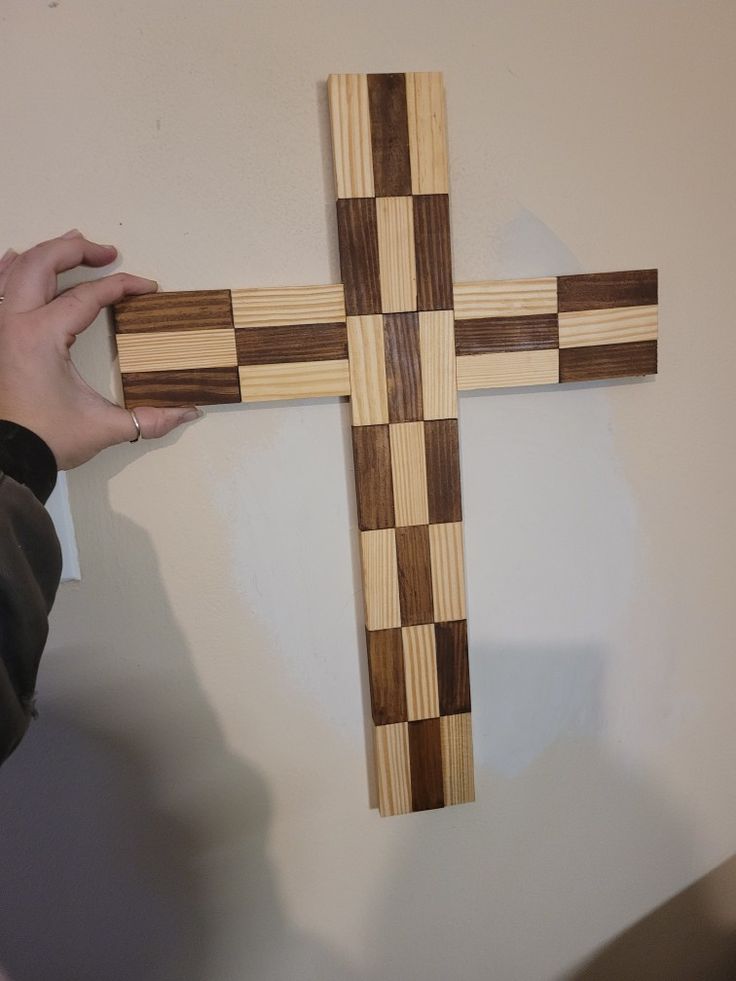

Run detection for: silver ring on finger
[[129, 409, 142, 443]]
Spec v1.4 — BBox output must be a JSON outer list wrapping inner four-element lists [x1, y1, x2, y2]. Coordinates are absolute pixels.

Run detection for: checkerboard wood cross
[[113, 72, 658, 817]]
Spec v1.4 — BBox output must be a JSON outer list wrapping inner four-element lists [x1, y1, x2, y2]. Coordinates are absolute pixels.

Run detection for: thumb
[[116, 405, 203, 443]]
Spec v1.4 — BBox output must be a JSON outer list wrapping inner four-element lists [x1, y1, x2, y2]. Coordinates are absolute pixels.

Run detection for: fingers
[[43, 272, 158, 338], [3, 230, 119, 313], [110, 405, 202, 446]]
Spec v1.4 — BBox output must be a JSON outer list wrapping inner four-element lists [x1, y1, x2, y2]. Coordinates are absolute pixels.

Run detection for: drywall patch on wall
[[461, 382, 640, 777], [207, 399, 365, 738]]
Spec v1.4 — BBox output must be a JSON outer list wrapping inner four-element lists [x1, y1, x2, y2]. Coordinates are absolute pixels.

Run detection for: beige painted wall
[[2, 1, 735, 978]]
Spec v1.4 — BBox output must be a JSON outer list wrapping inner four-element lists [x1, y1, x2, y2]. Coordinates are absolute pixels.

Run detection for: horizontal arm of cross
[[113, 267, 657, 408]]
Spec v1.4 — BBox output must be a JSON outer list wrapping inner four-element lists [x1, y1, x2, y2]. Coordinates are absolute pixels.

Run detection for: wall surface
[[1, 1, 735, 979]]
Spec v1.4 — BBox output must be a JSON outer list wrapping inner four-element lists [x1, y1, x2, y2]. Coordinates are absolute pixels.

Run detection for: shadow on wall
[[0, 444, 361, 981], [567, 854, 736, 981]]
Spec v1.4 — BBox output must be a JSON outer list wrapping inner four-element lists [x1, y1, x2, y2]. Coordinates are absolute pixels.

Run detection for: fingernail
[[61, 228, 82, 239], [180, 407, 203, 423]]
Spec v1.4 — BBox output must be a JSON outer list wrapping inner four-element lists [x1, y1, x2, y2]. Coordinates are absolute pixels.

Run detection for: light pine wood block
[[238, 360, 350, 402], [419, 310, 457, 419], [429, 522, 467, 622], [402, 624, 439, 722], [347, 315, 389, 425], [440, 713, 475, 806], [389, 422, 429, 527], [405, 72, 449, 195], [328, 73, 375, 199], [375, 722, 412, 817], [454, 278, 558, 319], [231, 284, 345, 328], [376, 196, 417, 314], [361, 529, 401, 630], [558, 304, 658, 349], [456, 350, 559, 391], [116, 329, 237, 373]]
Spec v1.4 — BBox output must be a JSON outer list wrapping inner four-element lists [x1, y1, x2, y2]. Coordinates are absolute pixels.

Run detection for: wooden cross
[[112, 72, 658, 817]]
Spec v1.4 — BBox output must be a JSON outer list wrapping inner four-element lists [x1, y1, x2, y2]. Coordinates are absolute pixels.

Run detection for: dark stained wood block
[[352, 425, 395, 531], [114, 290, 234, 334], [454, 314, 559, 355], [559, 340, 657, 383], [425, 419, 462, 524], [235, 323, 347, 365], [435, 620, 470, 715], [383, 312, 423, 423], [414, 194, 453, 311], [367, 73, 412, 197], [408, 717, 445, 811], [395, 524, 434, 627], [557, 269, 658, 313], [366, 628, 408, 725], [336, 198, 382, 316], [121, 366, 241, 408]]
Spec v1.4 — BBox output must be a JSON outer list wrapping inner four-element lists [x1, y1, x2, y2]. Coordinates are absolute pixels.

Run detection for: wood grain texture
[[375, 722, 412, 817], [116, 329, 237, 373], [405, 72, 449, 195], [424, 419, 462, 525], [361, 529, 401, 631], [428, 522, 466, 622], [376, 196, 416, 314], [558, 269, 657, 313], [454, 314, 559, 354], [367, 628, 407, 725], [121, 366, 241, 409], [390, 422, 429, 527], [231, 284, 345, 328], [235, 323, 347, 365], [367, 73, 412, 197], [352, 425, 395, 531], [383, 312, 423, 423], [453, 278, 557, 319], [440, 713, 475, 806], [408, 717, 445, 811], [456, 350, 559, 391], [559, 340, 657, 382], [328, 73, 374, 199], [402, 624, 439, 722], [414, 194, 453, 311], [558, 305, 657, 349], [238, 359, 350, 402], [336, 198, 382, 317], [435, 620, 470, 715], [418, 310, 457, 419], [347, 315, 389, 425], [114, 290, 233, 334], [395, 524, 434, 627]]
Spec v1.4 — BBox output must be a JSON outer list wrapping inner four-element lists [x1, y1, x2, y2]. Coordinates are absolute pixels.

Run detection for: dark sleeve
[[0, 422, 61, 764]]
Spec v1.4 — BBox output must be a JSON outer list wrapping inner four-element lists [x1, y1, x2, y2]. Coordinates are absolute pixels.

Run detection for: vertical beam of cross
[[328, 73, 473, 815]]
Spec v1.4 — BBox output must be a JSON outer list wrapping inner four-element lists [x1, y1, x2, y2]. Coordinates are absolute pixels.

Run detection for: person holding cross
[[0, 230, 199, 764]]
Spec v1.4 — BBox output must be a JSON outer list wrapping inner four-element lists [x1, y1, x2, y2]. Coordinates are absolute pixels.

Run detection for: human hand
[[0, 230, 200, 469]]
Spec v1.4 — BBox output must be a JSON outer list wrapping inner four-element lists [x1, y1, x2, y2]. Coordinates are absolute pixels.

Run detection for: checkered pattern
[[111, 71, 658, 818], [454, 271, 657, 388], [328, 72, 473, 815]]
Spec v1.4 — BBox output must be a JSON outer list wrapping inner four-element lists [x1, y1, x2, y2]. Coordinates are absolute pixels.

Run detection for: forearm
[[0, 422, 61, 763]]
